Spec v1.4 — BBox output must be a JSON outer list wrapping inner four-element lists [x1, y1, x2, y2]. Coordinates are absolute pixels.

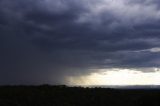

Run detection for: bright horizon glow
[[67, 68, 160, 86]]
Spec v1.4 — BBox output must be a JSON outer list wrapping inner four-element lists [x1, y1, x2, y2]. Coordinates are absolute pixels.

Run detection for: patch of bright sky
[[67, 68, 160, 86]]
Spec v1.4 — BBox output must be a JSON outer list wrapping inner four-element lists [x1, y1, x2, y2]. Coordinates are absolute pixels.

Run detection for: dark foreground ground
[[0, 85, 160, 106]]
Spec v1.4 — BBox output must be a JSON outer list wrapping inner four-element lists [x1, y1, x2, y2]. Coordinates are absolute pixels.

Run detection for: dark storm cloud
[[1, 0, 160, 84]]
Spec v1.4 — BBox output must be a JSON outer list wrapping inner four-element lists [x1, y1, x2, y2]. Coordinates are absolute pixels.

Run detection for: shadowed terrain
[[0, 85, 160, 106]]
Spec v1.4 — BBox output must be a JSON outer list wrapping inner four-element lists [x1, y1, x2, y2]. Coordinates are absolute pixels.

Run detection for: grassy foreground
[[0, 85, 160, 106]]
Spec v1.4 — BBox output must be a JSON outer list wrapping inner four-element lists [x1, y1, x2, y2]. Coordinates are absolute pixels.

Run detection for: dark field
[[0, 85, 160, 106]]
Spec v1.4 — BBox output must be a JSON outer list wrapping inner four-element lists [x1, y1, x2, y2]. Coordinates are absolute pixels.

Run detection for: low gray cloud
[[1, 0, 160, 84]]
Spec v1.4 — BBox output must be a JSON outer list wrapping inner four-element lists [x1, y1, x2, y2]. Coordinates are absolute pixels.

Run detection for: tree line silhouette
[[0, 85, 160, 106]]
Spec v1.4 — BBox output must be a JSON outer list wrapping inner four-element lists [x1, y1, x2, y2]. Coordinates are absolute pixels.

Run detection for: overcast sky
[[1, 0, 160, 85]]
